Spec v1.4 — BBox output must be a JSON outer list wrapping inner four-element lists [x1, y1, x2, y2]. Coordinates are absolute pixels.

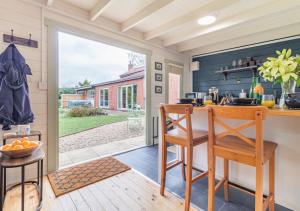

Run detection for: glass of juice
[[262, 95, 275, 108], [204, 95, 213, 105]]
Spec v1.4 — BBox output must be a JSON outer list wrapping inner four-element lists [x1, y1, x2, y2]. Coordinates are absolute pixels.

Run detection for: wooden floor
[[3, 170, 198, 211]]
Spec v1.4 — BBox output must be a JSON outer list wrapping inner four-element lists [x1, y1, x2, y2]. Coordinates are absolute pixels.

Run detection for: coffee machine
[[209, 87, 219, 104]]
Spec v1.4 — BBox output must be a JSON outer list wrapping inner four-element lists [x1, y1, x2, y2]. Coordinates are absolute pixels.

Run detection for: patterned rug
[[48, 157, 130, 196]]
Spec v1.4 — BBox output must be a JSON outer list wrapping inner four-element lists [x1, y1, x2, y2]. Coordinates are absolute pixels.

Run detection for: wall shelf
[[215, 65, 258, 80]]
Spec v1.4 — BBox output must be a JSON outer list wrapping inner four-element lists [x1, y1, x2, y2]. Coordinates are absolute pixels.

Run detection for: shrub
[[67, 107, 107, 117]]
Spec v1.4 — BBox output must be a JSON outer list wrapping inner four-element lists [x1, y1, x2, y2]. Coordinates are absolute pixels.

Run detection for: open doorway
[[58, 32, 146, 168], [165, 62, 183, 154]]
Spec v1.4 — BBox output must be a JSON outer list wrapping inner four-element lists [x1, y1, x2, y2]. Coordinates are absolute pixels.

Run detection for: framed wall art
[[155, 62, 162, 70]]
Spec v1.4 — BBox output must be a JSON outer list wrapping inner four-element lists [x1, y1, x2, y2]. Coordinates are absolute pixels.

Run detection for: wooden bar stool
[[207, 106, 277, 211], [160, 104, 208, 211]]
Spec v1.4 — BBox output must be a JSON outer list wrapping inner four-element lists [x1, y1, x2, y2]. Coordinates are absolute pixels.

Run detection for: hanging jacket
[[0, 44, 34, 130]]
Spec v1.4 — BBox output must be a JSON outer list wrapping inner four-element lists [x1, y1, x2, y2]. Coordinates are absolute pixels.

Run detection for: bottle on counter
[[249, 73, 257, 98], [253, 77, 264, 104]]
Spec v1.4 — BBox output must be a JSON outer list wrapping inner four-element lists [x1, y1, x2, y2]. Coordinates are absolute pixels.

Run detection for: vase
[[279, 80, 296, 108]]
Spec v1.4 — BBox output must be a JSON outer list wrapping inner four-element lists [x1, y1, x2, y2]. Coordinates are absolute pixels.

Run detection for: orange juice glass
[[262, 95, 275, 108]]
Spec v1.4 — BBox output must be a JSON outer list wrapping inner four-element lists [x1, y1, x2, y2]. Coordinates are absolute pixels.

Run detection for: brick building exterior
[[74, 65, 145, 111]]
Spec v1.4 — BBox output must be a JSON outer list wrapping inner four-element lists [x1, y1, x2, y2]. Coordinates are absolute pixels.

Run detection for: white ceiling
[[47, 0, 300, 53]]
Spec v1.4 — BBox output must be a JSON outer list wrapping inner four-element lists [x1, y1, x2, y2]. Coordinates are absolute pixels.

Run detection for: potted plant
[[258, 49, 300, 108]]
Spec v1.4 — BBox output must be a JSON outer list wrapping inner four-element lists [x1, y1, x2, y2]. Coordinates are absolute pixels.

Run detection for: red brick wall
[[94, 78, 144, 110]]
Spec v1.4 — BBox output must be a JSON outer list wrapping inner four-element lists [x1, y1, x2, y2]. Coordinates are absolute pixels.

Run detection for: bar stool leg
[[269, 152, 275, 211], [208, 154, 215, 211], [224, 159, 229, 202], [181, 146, 186, 181], [255, 164, 264, 211], [21, 166, 25, 211], [160, 140, 167, 196], [184, 146, 193, 211]]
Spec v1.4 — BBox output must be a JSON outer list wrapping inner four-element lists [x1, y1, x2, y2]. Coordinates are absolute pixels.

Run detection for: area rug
[[47, 156, 130, 196]]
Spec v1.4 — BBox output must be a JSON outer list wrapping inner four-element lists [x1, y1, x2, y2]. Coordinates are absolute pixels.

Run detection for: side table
[[0, 148, 45, 211]]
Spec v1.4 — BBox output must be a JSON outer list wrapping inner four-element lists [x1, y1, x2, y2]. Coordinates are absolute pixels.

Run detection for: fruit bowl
[[0, 141, 42, 159]]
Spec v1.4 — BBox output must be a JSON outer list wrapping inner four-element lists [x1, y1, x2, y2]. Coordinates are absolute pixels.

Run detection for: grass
[[59, 113, 129, 137]]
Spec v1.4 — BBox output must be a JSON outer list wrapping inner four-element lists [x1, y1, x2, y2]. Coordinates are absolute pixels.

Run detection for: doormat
[[48, 156, 130, 197]]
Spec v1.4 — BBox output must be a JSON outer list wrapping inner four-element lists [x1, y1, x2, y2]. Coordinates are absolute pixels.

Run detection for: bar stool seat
[[215, 135, 277, 166], [166, 128, 208, 146]]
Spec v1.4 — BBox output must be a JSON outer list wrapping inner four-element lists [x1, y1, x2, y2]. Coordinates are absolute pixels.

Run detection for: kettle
[[209, 87, 219, 104]]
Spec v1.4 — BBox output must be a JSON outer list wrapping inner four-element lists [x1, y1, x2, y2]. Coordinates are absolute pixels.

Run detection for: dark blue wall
[[192, 38, 300, 97]]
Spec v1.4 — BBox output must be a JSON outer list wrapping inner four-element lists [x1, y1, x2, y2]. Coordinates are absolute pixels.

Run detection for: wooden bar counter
[[158, 106, 300, 210]]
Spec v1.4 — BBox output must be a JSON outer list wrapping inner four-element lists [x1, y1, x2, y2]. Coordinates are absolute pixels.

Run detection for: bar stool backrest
[[160, 104, 193, 143], [207, 106, 267, 161]]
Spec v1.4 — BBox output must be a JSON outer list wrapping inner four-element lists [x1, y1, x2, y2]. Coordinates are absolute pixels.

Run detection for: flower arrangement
[[258, 49, 300, 86], [258, 49, 300, 107]]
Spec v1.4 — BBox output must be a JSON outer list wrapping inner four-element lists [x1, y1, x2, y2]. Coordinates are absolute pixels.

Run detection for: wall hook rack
[[3, 29, 38, 48]]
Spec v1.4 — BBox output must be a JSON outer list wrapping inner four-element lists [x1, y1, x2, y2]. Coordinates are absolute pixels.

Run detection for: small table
[[0, 131, 44, 211]]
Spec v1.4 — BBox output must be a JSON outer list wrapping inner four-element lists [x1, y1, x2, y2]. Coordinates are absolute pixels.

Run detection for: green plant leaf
[[276, 50, 281, 55], [286, 49, 292, 58]]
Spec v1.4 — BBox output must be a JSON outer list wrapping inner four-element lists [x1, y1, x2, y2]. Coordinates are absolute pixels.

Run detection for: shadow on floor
[[115, 145, 292, 211]]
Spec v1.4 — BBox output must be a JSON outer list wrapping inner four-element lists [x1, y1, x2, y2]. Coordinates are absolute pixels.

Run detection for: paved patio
[[59, 120, 144, 153], [59, 135, 145, 168]]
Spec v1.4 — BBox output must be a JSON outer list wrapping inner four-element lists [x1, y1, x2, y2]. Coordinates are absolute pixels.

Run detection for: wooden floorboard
[[3, 170, 197, 211]]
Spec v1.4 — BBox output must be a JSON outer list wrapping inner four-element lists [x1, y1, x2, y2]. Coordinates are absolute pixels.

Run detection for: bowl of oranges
[[0, 137, 41, 159]]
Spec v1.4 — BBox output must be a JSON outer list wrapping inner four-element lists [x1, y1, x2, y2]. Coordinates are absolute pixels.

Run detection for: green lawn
[[59, 114, 129, 137]]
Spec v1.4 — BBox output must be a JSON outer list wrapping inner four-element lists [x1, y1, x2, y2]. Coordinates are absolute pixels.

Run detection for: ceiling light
[[197, 15, 216, 25]]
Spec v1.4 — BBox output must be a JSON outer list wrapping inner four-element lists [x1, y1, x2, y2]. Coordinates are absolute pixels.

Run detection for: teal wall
[[192, 38, 300, 97]]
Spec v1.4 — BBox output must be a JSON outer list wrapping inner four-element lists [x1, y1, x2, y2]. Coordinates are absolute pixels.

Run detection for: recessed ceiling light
[[197, 15, 216, 25]]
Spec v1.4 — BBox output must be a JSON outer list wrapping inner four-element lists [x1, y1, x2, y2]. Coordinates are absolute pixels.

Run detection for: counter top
[[193, 106, 300, 117]]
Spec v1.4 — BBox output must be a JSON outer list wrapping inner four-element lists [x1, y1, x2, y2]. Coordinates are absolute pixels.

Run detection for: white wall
[[0, 0, 188, 183]]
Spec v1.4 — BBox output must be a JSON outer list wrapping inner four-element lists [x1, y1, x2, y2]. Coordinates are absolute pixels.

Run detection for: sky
[[58, 32, 143, 88]]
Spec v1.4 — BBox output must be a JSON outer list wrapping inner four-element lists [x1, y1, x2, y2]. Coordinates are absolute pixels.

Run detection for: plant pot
[[279, 80, 296, 108]]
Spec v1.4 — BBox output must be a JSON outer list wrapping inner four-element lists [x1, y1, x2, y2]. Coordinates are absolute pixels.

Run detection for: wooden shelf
[[215, 65, 258, 74]]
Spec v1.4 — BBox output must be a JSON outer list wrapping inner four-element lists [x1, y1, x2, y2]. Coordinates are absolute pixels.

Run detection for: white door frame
[[46, 19, 152, 172]]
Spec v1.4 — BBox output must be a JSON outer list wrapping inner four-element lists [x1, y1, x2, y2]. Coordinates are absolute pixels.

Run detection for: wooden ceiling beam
[[121, 0, 174, 32], [164, 0, 300, 47], [177, 7, 300, 52], [90, 0, 112, 21], [144, 0, 238, 40]]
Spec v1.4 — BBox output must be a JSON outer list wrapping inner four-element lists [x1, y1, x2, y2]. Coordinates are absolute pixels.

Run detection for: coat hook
[[28, 33, 32, 44], [10, 29, 14, 42]]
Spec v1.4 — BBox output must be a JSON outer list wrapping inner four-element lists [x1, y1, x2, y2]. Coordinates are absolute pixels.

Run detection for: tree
[[78, 79, 91, 87]]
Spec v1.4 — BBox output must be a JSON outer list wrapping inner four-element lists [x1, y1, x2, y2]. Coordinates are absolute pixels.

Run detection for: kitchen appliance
[[209, 87, 219, 104], [285, 92, 300, 109], [185, 92, 197, 99], [179, 98, 193, 104]]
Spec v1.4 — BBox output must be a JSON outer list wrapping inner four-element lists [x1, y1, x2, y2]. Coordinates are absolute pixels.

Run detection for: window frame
[[99, 88, 109, 108], [117, 84, 137, 110]]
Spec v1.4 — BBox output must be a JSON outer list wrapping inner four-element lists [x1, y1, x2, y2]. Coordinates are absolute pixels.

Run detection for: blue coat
[[0, 44, 34, 130]]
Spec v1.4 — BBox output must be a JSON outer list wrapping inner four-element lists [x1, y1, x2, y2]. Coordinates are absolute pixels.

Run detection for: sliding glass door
[[118, 85, 137, 110]]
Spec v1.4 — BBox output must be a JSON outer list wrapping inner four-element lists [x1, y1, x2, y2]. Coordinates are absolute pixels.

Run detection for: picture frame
[[155, 62, 162, 70], [155, 73, 163, 82], [155, 86, 162, 94]]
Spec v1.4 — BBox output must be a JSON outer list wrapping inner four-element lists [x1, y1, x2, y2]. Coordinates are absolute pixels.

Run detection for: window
[[117, 85, 137, 110], [100, 88, 109, 108], [87, 89, 95, 99]]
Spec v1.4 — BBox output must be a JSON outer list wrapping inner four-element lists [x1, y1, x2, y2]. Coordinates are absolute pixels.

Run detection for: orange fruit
[[2, 144, 12, 151], [12, 145, 24, 150], [22, 140, 31, 148], [21, 137, 29, 142], [12, 140, 22, 146]]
